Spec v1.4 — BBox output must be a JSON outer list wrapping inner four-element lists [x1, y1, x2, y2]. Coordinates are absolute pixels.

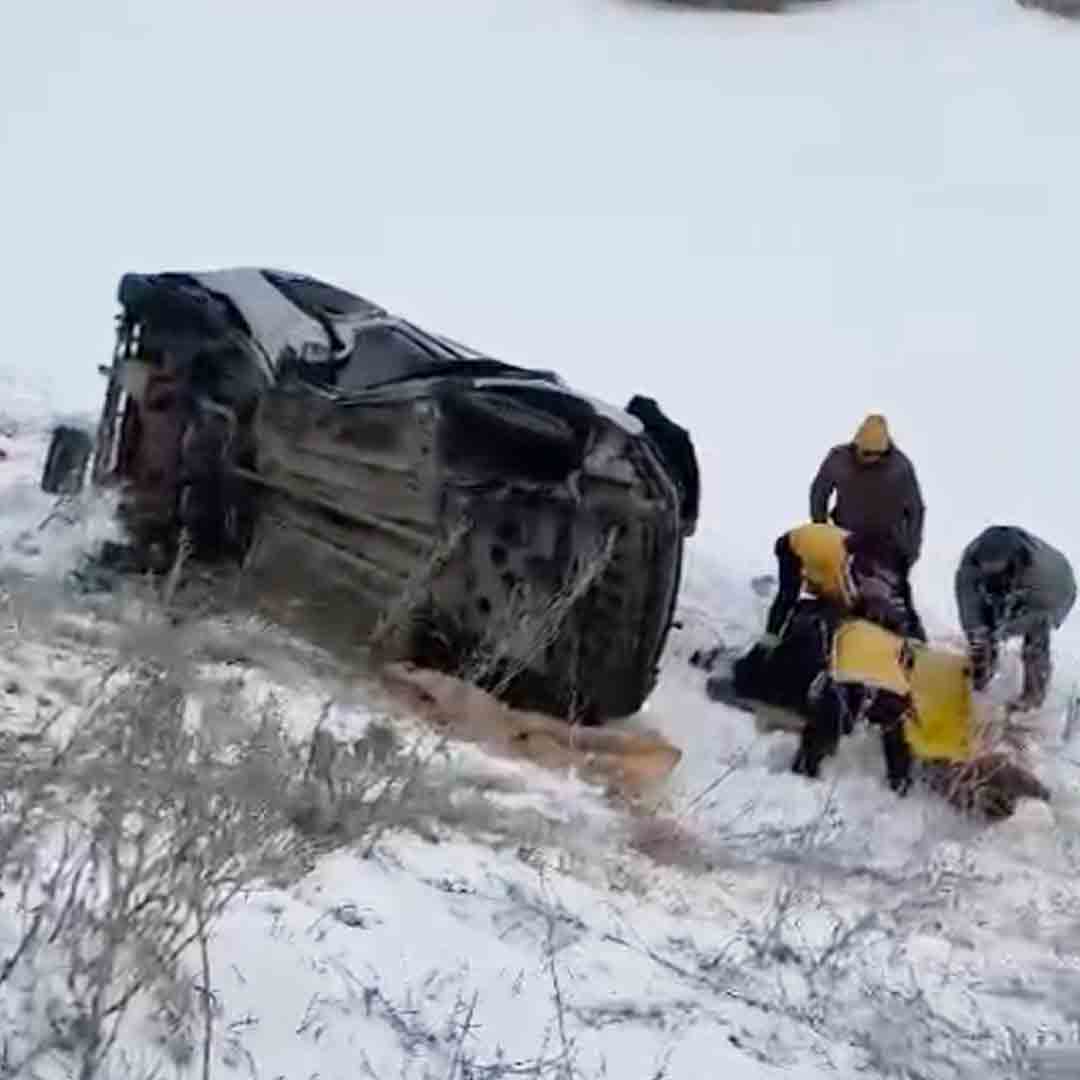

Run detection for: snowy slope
[[2, 385, 1080, 1079]]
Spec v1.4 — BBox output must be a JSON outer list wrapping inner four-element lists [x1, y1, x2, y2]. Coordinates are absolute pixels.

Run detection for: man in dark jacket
[[955, 525, 1077, 710], [626, 395, 700, 537], [810, 414, 926, 569]]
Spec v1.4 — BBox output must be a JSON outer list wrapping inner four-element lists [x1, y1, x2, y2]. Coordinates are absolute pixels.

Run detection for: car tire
[[41, 425, 93, 495]]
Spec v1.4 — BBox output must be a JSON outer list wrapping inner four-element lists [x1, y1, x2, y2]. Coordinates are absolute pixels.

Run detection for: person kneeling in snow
[[955, 525, 1077, 711]]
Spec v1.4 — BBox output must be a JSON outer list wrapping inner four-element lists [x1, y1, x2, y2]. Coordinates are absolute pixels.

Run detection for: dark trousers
[[969, 613, 1052, 707], [792, 678, 914, 793]]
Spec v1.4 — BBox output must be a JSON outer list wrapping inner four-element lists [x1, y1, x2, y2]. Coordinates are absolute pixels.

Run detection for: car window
[[335, 324, 450, 393]]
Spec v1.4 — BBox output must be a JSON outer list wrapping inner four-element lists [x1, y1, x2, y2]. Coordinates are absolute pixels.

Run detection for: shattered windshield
[[326, 322, 551, 394]]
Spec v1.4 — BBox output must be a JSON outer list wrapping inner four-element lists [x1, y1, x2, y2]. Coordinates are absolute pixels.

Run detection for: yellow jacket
[[831, 619, 908, 695], [788, 523, 855, 607], [829, 618, 973, 763]]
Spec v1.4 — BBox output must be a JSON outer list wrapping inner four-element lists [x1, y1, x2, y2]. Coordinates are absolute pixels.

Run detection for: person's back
[[1023, 532, 1077, 627], [764, 522, 853, 638], [956, 526, 1076, 636], [810, 414, 925, 568], [787, 523, 853, 604]]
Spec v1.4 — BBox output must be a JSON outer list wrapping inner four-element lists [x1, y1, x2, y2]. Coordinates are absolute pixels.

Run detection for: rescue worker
[[955, 525, 1077, 711], [764, 521, 926, 646], [739, 520, 924, 792], [705, 525, 1050, 817], [719, 608, 1049, 819], [809, 414, 926, 569], [625, 395, 700, 537], [792, 615, 917, 792]]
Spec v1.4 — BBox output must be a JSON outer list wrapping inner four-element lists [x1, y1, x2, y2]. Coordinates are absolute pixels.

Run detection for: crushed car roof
[[118, 267, 566, 394]]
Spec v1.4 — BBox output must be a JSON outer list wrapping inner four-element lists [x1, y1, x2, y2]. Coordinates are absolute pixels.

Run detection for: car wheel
[[41, 425, 93, 495]]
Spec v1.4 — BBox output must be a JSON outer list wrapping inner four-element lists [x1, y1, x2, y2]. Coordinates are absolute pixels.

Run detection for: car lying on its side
[[42, 268, 694, 723]]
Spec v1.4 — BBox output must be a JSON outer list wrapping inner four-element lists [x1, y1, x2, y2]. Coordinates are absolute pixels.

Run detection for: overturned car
[[42, 269, 693, 722]]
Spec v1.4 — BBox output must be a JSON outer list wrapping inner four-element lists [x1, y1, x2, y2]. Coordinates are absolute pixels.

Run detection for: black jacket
[[626, 396, 700, 532]]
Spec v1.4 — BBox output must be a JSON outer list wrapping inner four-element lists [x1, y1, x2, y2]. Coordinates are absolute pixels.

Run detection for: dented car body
[[44, 269, 690, 721]]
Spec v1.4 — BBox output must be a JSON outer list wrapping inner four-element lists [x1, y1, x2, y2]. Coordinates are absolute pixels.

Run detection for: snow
[[3, 0, 1080, 1075], [2, 384, 1080, 1078]]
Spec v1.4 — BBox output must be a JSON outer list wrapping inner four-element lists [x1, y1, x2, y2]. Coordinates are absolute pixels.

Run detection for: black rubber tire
[[41, 426, 93, 495]]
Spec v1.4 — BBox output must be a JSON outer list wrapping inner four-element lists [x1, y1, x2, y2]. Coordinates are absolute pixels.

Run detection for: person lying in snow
[[955, 525, 1077, 712], [763, 521, 927, 646], [809, 413, 926, 570], [708, 598, 1050, 820]]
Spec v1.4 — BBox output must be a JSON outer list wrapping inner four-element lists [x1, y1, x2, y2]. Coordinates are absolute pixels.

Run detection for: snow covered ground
[[4, 0, 1080, 1075], [2, 382, 1080, 1079]]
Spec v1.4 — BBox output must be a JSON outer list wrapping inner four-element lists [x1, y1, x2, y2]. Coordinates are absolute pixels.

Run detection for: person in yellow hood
[[763, 521, 927, 646], [810, 414, 926, 569], [749, 519, 928, 792]]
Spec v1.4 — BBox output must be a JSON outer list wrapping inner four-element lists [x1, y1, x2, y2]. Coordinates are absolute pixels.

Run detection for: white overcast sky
[[3, 0, 1078, 640]]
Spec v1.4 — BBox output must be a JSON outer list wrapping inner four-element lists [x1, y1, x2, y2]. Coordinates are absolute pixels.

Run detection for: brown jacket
[[809, 443, 925, 566]]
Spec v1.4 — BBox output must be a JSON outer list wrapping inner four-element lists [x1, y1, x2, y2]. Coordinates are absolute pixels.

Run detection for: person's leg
[[969, 618, 1000, 692], [869, 690, 914, 794], [792, 677, 846, 778], [1019, 618, 1052, 709]]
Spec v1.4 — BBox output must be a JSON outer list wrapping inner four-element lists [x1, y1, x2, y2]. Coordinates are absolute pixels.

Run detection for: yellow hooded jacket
[[787, 522, 855, 608], [853, 414, 891, 455]]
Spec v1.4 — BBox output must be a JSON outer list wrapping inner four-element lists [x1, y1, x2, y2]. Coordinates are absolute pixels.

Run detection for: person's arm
[[900, 574, 928, 642], [809, 450, 837, 523], [955, 556, 988, 640], [956, 555, 998, 689], [901, 458, 926, 565], [765, 533, 802, 638], [1017, 617, 1052, 709]]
